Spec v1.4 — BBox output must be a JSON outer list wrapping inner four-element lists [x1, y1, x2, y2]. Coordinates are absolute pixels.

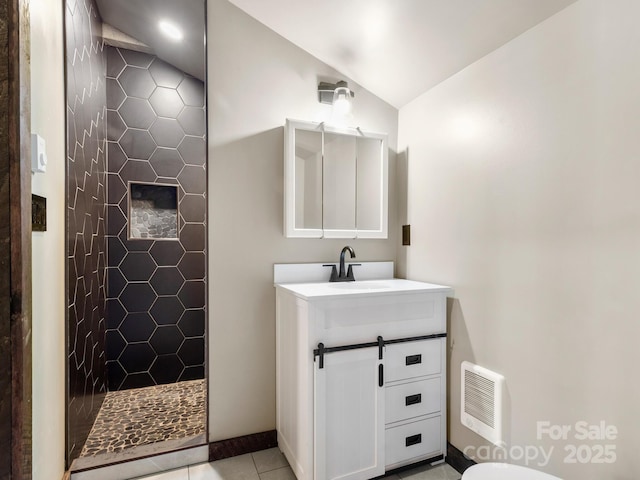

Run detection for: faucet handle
[[346, 263, 361, 281], [322, 264, 338, 282]]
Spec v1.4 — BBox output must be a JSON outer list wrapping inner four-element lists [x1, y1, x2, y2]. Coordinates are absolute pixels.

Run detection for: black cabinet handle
[[405, 434, 422, 447], [406, 354, 422, 365], [378, 364, 384, 387], [405, 393, 422, 406]]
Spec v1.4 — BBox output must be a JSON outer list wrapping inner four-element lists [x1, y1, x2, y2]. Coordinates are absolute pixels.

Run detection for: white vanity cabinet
[[275, 279, 451, 480]]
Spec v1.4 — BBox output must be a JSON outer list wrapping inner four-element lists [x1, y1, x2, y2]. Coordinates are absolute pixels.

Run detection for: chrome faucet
[[323, 246, 361, 282]]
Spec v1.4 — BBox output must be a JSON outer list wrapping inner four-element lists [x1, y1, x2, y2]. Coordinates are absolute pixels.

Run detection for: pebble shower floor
[[80, 379, 206, 456]]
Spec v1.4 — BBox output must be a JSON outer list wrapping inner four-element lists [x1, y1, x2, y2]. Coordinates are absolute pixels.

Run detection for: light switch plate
[[31, 133, 47, 173]]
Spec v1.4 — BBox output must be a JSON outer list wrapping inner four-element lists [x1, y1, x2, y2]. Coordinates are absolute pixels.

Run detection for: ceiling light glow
[[159, 20, 183, 41]]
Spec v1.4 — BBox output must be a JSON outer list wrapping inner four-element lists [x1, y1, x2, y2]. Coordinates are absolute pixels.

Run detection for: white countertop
[[275, 278, 452, 300]]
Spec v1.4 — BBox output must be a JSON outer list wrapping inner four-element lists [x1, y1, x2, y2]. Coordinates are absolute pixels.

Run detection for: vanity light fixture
[[318, 80, 354, 114], [159, 20, 183, 41]]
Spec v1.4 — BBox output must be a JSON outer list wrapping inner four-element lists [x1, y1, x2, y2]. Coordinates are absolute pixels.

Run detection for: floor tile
[[398, 463, 461, 480], [133, 467, 189, 480], [258, 466, 296, 480], [252, 448, 289, 474], [189, 454, 259, 480]]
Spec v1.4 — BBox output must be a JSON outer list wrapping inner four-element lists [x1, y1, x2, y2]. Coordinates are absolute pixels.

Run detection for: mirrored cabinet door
[[356, 136, 387, 235], [323, 132, 357, 237], [294, 129, 323, 231], [285, 119, 388, 239]]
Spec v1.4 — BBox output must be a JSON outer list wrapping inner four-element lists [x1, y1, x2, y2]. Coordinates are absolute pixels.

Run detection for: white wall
[[398, 0, 640, 478], [207, 0, 398, 441], [30, 0, 66, 478]]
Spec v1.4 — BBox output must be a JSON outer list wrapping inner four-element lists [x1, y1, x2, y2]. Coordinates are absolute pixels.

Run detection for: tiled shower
[[65, 0, 207, 467]]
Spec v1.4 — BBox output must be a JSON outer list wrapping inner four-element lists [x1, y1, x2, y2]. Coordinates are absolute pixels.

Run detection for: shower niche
[[129, 183, 179, 240]]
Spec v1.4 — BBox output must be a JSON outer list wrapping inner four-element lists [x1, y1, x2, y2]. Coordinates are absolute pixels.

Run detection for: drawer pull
[[405, 354, 422, 365], [405, 434, 422, 447], [405, 393, 422, 406]]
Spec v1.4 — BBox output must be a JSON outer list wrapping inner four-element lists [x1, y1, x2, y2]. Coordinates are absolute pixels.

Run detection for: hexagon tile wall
[[65, 0, 108, 463], [105, 46, 207, 391]]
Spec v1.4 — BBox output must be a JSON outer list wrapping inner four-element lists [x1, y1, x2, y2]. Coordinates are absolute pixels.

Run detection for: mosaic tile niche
[[105, 46, 207, 391], [65, 0, 108, 464]]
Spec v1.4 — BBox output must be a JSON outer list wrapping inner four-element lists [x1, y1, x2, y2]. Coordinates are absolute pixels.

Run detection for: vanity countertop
[[275, 278, 451, 300]]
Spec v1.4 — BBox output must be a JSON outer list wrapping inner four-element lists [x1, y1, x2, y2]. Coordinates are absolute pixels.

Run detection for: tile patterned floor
[[80, 379, 206, 457], [131, 448, 462, 480]]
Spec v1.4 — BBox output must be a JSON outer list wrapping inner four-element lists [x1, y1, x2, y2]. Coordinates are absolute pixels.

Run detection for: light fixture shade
[[332, 86, 352, 115]]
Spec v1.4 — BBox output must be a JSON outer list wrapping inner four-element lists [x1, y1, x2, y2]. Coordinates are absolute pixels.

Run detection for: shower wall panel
[[105, 47, 206, 391], [65, 0, 108, 464]]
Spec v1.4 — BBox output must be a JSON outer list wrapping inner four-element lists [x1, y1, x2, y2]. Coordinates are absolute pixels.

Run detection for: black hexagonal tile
[[150, 240, 184, 266], [178, 337, 205, 366], [119, 129, 157, 160], [178, 281, 205, 309], [150, 325, 184, 355], [150, 296, 184, 325], [180, 365, 205, 382], [177, 107, 205, 136], [106, 47, 125, 78], [106, 77, 126, 109], [106, 298, 127, 329], [119, 160, 157, 184], [178, 309, 205, 337], [150, 118, 185, 148], [149, 58, 184, 88], [180, 195, 206, 223], [150, 354, 184, 385], [150, 266, 185, 295], [107, 173, 127, 204], [149, 147, 184, 178], [107, 236, 127, 266], [107, 360, 127, 390], [120, 283, 156, 312], [118, 66, 156, 99], [107, 205, 127, 236], [149, 87, 184, 118], [178, 252, 206, 280], [119, 98, 156, 129], [120, 252, 157, 281], [107, 110, 126, 141], [107, 267, 127, 297], [120, 312, 156, 343], [120, 372, 155, 389], [119, 49, 154, 68], [180, 224, 205, 252], [177, 136, 205, 166], [119, 230, 154, 252], [177, 76, 204, 107], [107, 141, 127, 173], [106, 329, 127, 360], [119, 342, 156, 373], [178, 165, 206, 194]]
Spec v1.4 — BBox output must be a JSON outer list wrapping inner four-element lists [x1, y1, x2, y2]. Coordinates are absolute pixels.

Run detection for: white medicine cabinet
[[284, 119, 388, 239]]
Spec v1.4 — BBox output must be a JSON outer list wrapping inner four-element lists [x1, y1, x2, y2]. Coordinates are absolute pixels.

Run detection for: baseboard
[[446, 442, 476, 474], [209, 430, 278, 461]]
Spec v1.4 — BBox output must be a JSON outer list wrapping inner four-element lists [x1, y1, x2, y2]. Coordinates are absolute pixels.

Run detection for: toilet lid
[[462, 463, 562, 480]]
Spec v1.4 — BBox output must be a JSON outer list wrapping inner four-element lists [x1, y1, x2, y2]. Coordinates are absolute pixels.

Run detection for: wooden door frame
[[1, 0, 32, 478]]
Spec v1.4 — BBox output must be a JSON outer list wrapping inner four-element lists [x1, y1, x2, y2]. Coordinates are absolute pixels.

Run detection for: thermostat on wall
[[31, 133, 47, 173]]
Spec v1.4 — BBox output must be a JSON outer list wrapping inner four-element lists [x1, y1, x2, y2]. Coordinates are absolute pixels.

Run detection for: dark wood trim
[[446, 442, 476, 474], [209, 430, 277, 462], [2, 0, 33, 478]]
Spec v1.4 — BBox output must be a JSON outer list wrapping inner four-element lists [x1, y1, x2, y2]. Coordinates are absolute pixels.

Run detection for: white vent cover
[[461, 361, 504, 445]]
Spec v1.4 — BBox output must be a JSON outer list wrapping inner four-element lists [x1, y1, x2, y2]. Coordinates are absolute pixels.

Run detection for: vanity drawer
[[385, 416, 442, 469], [385, 377, 440, 424], [385, 339, 442, 383]]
